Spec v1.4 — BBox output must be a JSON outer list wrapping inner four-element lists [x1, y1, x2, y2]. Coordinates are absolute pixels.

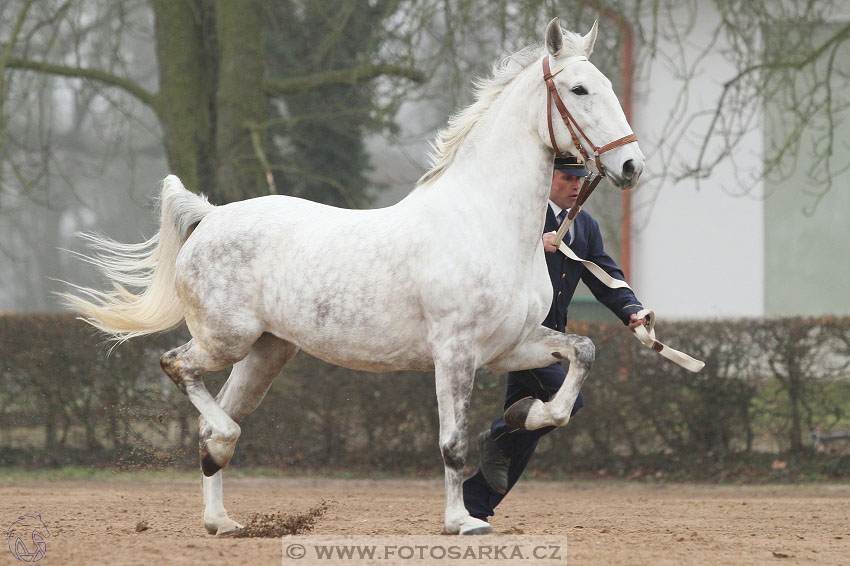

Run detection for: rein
[[550, 193, 704, 373], [555, 239, 705, 373]]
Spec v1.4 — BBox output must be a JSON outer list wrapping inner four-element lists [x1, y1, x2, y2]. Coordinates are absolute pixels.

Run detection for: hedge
[[1, 313, 849, 480]]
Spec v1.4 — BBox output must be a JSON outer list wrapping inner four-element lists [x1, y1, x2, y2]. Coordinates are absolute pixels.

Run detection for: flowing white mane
[[417, 30, 587, 187]]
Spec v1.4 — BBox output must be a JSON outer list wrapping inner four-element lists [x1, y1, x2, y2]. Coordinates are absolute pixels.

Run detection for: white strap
[[552, 206, 578, 247], [631, 308, 705, 373], [549, 56, 589, 77], [557, 241, 705, 373]]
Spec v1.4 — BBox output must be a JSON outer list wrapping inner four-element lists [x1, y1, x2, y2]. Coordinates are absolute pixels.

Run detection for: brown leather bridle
[[543, 55, 637, 177], [543, 55, 638, 224]]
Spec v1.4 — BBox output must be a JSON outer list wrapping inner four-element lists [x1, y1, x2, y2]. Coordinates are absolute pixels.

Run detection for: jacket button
[[561, 273, 565, 279], [557, 291, 562, 296]]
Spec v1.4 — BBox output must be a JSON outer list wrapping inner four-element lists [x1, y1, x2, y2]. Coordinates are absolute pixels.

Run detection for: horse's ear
[[545, 17, 563, 57], [584, 20, 598, 57]]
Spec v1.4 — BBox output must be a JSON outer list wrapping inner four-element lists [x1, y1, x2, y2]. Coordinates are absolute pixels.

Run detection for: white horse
[[63, 18, 644, 536]]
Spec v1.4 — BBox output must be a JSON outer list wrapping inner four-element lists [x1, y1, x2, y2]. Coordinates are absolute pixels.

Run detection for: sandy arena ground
[[1, 476, 848, 565]]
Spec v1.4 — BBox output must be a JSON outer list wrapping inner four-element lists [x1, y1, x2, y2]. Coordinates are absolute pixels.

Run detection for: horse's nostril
[[622, 159, 635, 178]]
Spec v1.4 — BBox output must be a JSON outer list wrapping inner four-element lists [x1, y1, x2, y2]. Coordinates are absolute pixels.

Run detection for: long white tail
[[61, 175, 215, 342]]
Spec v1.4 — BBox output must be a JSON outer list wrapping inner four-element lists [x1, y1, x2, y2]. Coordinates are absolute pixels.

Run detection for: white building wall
[[631, 2, 765, 319]]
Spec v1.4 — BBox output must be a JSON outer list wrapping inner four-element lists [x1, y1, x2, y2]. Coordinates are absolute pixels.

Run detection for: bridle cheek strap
[[543, 56, 637, 176]]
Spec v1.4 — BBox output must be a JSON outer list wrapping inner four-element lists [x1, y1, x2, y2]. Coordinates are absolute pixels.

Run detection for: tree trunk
[[83, 400, 101, 452], [788, 370, 804, 452], [784, 322, 807, 454], [44, 400, 57, 452], [152, 0, 217, 195], [743, 396, 754, 453], [213, 0, 267, 202]]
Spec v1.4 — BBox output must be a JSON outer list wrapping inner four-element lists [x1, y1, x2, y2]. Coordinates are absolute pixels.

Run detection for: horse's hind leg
[[200, 333, 298, 535], [161, 333, 259, 476]]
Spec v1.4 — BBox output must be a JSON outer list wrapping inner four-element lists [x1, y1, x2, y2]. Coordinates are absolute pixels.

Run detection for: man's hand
[[628, 312, 648, 330], [542, 231, 559, 253]]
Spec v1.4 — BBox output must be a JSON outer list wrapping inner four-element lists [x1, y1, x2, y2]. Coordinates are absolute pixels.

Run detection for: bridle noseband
[[542, 55, 637, 178]]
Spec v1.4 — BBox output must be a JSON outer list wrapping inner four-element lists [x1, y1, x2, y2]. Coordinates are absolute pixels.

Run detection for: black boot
[[478, 429, 510, 494]]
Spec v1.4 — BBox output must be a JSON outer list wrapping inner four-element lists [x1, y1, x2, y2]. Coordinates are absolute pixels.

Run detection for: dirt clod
[[234, 500, 332, 538]]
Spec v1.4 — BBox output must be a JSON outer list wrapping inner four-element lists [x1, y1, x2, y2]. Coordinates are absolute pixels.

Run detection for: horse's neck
[[433, 68, 552, 250]]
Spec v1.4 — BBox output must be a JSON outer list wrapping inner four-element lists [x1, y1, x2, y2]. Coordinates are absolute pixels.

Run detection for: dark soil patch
[[233, 500, 333, 538]]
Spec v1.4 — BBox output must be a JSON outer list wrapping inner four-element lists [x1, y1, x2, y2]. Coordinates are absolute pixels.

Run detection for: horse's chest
[[483, 263, 552, 335], [523, 264, 554, 324]]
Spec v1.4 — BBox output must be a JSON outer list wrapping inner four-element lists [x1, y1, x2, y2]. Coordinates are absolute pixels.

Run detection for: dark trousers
[[463, 362, 584, 521]]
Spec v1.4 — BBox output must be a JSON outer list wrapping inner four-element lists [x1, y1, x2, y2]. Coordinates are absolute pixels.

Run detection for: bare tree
[[627, 0, 850, 213], [0, 0, 425, 204], [0, 0, 426, 310]]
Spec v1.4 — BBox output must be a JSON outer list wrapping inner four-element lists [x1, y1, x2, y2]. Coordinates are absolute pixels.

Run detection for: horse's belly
[[261, 271, 434, 371], [270, 315, 434, 372], [302, 343, 434, 372]]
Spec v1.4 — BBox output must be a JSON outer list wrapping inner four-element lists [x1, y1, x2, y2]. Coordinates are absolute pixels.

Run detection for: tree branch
[[681, 20, 850, 181], [264, 64, 425, 96], [4, 57, 157, 109], [0, 0, 36, 100]]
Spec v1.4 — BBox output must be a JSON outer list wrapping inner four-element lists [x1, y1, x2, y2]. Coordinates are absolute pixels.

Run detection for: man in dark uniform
[[463, 153, 647, 525]]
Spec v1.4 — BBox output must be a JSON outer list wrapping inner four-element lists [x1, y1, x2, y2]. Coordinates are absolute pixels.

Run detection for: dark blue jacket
[[542, 206, 643, 332]]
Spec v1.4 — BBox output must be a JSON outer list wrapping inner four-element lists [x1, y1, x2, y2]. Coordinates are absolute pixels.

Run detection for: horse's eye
[[571, 85, 588, 96]]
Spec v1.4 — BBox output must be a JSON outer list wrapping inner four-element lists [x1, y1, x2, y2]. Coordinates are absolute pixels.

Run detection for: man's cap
[[554, 154, 589, 177]]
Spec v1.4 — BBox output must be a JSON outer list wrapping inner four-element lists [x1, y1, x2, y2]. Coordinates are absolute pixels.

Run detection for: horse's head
[[538, 18, 644, 190]]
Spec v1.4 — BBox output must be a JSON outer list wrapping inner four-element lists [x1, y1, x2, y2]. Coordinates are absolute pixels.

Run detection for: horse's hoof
[[461, 525, 494, 535], [205, 514, 243, 536], [200, 449, 223, 477], [217, 524, 243, 537], [504, 397, 538, 429], [200, 433, 238, 477], [458, 516, 493, 535]]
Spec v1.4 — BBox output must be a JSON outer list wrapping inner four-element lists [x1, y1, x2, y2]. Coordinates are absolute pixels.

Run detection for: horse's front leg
[[433, 340, 492, 535], [489, 326, 595, 430]]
